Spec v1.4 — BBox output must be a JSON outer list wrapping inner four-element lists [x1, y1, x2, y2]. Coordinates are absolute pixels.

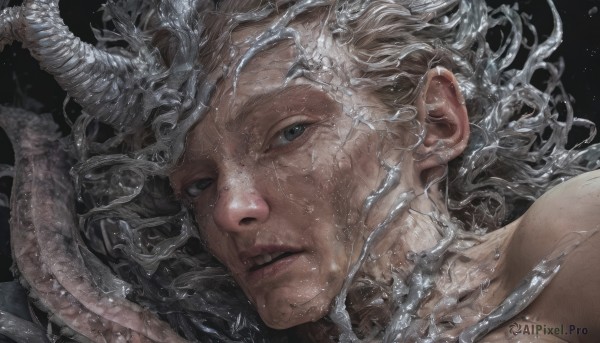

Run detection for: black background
[[1, 0, 599, 282]]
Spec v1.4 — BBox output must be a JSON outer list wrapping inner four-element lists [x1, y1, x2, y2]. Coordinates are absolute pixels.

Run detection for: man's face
[[170, 24, 419, 329]]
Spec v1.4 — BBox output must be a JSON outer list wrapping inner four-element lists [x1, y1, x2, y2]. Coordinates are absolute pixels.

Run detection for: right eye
[[185, 178, 213, 198]]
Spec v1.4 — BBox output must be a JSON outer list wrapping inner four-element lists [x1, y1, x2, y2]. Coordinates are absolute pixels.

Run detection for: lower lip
[[246, 252, 303, 284]]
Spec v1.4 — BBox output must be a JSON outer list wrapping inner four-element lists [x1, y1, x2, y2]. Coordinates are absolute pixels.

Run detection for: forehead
[[171, 12, 395, 180], [206, 13, 359, 121], [182, 84, 340, 156], [177, 11, 391, 160]]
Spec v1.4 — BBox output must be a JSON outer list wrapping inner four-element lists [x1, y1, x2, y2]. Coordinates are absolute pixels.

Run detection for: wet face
[[170, 23, 425, 329]]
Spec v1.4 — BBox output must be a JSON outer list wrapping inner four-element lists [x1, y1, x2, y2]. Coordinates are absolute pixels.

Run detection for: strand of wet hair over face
[[19, 0, 598, 340], [221, 0, 599, 341], [325, 0, 599, 341], [383, 213, 458, 343], [232, 0, 330, 93], [330, 0, 598, 232], [327, 164, 460, 342], [63, 1, 281, 341], [328, 163, 413, 342]]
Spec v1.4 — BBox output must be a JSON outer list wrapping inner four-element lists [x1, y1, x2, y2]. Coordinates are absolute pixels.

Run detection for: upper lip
[[239, 245, 303, 271]]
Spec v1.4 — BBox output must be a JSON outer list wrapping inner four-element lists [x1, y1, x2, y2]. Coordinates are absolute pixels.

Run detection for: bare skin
[[170, 16, 600, 342], [411, 169, 600, 343], [486, 170, 600, 342]]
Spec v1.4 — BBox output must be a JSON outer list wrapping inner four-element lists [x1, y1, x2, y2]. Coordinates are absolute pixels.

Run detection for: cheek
[[333, 132, 383, 228], [192, 209, 233, 263], [273, 147, 358, 222], [351, 132, 385, 182]]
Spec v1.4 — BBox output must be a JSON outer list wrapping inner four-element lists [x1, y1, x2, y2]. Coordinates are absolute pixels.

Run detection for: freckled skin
[[170, 17, 600, 343], [169, 26, 406, 328], [171, 53, 383, 327]]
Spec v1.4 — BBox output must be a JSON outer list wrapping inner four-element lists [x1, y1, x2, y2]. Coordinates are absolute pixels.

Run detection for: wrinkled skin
[[170, 18, 464, 330], [171, 40, 387, 328], [3, 0, 600, 342], [170, 15, 600, 343]]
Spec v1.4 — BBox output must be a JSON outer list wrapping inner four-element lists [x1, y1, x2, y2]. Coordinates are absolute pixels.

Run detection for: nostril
[[239, 217, 254, 225]]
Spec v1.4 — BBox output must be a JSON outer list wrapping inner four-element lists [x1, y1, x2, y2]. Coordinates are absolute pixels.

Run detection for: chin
[[255, 286, 335, 330]]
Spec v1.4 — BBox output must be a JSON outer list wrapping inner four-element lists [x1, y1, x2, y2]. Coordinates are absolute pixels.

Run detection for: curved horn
[[19, 0, 148, 128]]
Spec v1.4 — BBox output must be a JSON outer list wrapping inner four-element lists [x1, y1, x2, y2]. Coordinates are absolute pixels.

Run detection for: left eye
[[283, 123, 306, 141], [270, 123, 308, 149]]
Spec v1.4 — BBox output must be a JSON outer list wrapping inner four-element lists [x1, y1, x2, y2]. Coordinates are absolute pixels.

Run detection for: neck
[[296, 219, 518, 342]]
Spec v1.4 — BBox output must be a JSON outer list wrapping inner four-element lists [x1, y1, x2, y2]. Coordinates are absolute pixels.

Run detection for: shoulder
[[505, 170, 600, 277], [502, 170, 600, 342], [520, 169, 600, 235], [508, 170, 600, 254]]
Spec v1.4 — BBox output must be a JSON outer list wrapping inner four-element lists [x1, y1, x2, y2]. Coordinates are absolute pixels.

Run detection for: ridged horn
[[18, 0, 148, 128]]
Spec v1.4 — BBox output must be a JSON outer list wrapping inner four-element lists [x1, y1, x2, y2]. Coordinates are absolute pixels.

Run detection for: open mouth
[[249, 251, 297, 271]]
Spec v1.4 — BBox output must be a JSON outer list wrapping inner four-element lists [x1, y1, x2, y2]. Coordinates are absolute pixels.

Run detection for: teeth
[[253, 252, 285, 267]]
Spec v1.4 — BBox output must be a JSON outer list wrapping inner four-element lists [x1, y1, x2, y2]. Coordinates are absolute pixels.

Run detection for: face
[[170, 21, 426, 329]]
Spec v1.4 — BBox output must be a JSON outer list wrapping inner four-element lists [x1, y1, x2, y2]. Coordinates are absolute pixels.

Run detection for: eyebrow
[[171, 85, 322, 186], [225, 84, 317, 132]]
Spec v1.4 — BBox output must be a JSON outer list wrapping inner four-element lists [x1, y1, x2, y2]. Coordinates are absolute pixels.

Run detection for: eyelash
[[182, 122, 312, 198], [184, 178, 213, 198], [268, 122, 310, 150]]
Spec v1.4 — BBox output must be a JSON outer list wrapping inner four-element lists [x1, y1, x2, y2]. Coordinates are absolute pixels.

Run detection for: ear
[[414, 67, 469, 175]]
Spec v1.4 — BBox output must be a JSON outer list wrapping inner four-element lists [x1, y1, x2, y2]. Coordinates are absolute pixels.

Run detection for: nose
[[212, 182, 270, 233]]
